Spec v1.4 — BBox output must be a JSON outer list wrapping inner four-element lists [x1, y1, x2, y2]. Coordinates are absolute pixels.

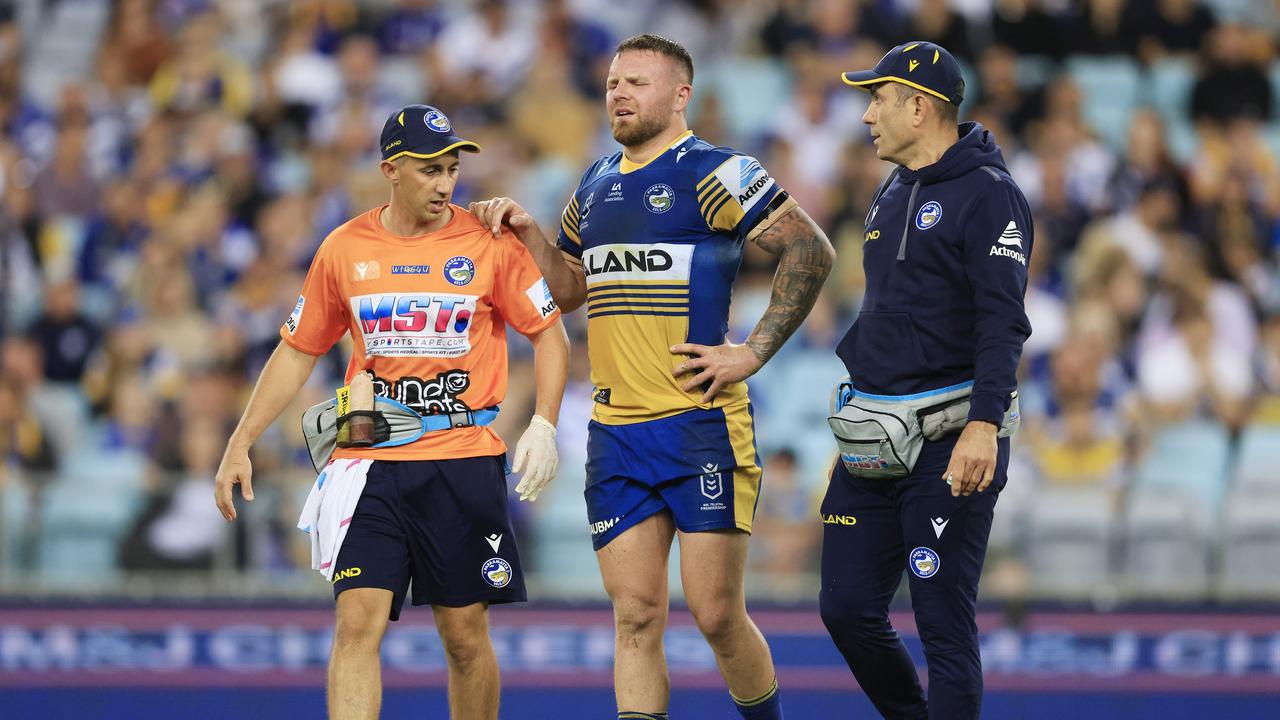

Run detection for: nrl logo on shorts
[[699, 462, 723, 500]]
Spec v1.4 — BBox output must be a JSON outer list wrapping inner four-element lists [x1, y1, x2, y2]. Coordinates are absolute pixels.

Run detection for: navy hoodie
[[836, 121, 1033, 425]]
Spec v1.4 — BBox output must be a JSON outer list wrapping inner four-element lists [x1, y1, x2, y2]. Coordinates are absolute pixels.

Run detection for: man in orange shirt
[[214, 105, 569, 720]]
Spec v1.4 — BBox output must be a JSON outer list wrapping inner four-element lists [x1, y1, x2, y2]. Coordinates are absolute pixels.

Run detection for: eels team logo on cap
[[840, 41, 965, 107], [381, 105, 481, 161]]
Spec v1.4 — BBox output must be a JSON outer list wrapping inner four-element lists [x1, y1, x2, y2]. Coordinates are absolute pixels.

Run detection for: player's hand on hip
[[942, 421, 998, 497], [214, 446, 254, 522], [671, 341, 764, 403], [512, 415, 558, 502], [468, 197, 534, 239]]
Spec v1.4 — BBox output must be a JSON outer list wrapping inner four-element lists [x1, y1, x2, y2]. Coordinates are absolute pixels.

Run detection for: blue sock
[[731, 677, 783, 720], [617, 713, 669, 719]]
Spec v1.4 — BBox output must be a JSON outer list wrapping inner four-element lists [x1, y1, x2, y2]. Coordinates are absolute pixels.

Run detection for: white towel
[[297, 458, 373, 582]]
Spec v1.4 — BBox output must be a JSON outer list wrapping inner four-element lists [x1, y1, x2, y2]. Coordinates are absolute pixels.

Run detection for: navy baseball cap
[[379, 105, 481, 162], [841, 41, 964, 106]]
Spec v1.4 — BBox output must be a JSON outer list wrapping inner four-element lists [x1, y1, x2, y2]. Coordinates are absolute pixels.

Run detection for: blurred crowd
[[1, 0, 1279, 600]]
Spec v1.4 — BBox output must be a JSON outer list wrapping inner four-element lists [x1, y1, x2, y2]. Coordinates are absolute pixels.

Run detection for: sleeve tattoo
[[745, 206, 836, 364]]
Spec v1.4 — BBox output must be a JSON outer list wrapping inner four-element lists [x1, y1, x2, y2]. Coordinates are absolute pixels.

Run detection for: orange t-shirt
[[280, 204, 561, 461]]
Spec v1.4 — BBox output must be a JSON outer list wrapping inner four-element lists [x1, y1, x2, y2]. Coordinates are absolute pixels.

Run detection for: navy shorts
[[330, 456, 526, 620], [585, 404, 762, 550]]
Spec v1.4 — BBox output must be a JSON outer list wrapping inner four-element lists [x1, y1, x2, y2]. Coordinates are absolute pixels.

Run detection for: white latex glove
[[512, 415, 558, 502]]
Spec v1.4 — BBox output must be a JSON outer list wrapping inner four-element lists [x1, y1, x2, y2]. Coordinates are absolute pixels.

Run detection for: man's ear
[[913, 94, 929, 128], [380, 159, 398, 182], [673, 82, 692, 115]]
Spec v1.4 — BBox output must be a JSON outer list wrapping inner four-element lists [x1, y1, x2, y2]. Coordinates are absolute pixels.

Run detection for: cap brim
[[840, 72, 955, 104], [386, 139, 482, 162], [840, 70, 884, 91]]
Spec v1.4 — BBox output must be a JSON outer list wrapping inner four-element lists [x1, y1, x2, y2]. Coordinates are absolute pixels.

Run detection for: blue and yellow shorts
[[585, 403, 762, 550]]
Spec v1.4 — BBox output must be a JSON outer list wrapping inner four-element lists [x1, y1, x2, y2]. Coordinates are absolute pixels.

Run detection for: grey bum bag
[[827, 378, 1020, 480]]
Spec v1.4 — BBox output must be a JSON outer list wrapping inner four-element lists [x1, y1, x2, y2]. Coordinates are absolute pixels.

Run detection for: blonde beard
[[611, 112, 669, 148]]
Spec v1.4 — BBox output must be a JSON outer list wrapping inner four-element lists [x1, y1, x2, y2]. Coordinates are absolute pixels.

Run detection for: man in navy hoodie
[[821, 42, 1032, 719]]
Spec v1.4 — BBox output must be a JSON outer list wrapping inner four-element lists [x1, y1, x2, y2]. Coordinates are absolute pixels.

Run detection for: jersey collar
[[619, 130, 693, 174]]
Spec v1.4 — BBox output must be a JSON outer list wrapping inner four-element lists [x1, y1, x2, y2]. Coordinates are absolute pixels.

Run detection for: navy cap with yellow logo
[[841, 41, 964, 106], [379, 105, 481, 162]]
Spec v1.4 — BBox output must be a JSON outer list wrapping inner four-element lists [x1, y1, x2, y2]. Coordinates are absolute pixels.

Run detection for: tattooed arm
[[743, 204, 836, 364], [672, 202, 835, 402]]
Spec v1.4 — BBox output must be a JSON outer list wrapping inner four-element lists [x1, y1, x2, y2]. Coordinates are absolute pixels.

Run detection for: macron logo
[[931, 517, 949, 539], [997, 220, 1023, 248]]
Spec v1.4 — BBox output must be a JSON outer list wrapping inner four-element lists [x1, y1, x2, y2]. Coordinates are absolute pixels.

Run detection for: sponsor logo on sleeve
[[989, 219, 1027, 265], [524, 278, 558, 319], [714, 155, 775, 215], [285, 295, 305, 335]]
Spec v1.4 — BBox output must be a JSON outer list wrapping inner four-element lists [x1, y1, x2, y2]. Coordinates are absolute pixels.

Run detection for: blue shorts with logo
[[330, 456, 525, 621], [585, 404, 762, 550]]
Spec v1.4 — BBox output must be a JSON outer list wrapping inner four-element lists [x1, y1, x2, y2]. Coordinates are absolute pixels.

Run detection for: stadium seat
[[529, 463, 603, 595], [27, 383, 91, 460], [38, 534, 122, 584], [701, 57, 790, 143], [1271, 60, 1280, 113], [1262, 123, 1280, 166], [0, 476, 35, 580], [18, 0, 110, 110], [1131, 420, 1232, 521], [1235, 425, 1280, 491], [955, 59, 980, 115], [39, 471, 145, 539], [1120, 489, 1210, 598], [1147, 58, 1196, 128], [1024, 485, 1115, 598], [1014, 55, 1057, 90], [1164, 118, 1200, 164], [1065, 56, 1141, 151], [987, 450, 1039, 555], [1219, 489, 1280, 598]]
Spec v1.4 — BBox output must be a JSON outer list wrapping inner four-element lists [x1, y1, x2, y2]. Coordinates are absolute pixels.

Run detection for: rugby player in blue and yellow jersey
[[472, 34, 834, 720]]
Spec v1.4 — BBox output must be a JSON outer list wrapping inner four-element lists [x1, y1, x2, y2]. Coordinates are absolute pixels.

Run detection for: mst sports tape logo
[[353, 293, 478, 357]]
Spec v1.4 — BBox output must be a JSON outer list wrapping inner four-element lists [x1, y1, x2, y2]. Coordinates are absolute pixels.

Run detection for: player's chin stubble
[[611, 113, 667, 148]]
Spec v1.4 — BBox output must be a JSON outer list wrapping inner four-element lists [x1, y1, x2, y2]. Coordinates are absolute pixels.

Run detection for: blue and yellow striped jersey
[[557, 131, 784, 425]]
